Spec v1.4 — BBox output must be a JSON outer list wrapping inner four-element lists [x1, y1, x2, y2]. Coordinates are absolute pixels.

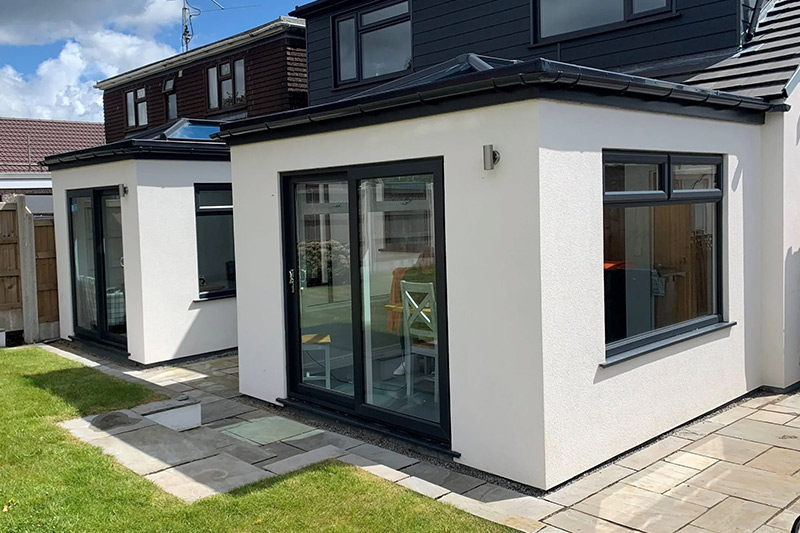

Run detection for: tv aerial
[[179, 0, 259, 53]]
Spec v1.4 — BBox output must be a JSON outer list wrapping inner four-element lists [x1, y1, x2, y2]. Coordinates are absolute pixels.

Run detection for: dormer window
[[125, 87, 148, 128], [535, 0, 672, 42], [208, 58, 245, 110], [163, 77, 177, 120], [335, 1, 412, 85]]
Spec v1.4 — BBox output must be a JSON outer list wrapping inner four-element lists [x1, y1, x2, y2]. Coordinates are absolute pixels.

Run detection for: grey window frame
[[532, 0, 674, 44], [333, 0, 412, 87], [603, 150, 725, 361], [125, 87, 148, 129], [194, 183, 236, 300]]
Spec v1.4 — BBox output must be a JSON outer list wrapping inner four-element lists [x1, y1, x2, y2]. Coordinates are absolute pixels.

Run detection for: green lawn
[[0, 347, 508, 533]]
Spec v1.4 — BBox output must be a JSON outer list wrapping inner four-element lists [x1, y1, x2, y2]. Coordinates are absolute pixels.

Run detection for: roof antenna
[[181, 0, 204, 53]]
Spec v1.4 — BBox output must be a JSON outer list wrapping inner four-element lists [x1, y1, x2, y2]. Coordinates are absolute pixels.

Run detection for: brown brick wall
[[103, 33, 308, 143]]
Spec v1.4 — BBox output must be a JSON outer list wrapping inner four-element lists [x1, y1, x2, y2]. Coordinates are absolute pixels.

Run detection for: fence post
[[17, 195, 39, 343]]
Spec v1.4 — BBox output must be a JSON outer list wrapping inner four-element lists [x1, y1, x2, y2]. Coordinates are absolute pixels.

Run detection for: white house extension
[[216, 53, 800, 490], [45, 120, 237, 365]]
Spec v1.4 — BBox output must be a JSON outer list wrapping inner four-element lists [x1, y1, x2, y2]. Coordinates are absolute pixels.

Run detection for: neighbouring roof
[[623, 0, 800, 100], [43, 119, 229, 171], [216, 57, 783, 145], [0, 117, 105, 174], [94, 16, 305, 91]]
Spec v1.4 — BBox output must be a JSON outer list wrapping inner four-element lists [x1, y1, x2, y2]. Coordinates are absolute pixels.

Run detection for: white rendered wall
[[537, 100, 763, 488], [52, 161, 145, 362], [231, 101, 548, 488], [134, 160, 237, 365]]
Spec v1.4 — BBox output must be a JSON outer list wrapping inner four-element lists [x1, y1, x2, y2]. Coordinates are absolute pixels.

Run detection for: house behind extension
[[95, 16, 307, 143], [218, 0, 800, 491], [0, 118, 105, 214]]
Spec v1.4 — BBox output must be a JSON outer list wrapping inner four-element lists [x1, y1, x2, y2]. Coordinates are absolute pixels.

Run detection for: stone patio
[[44, 344, 800, 532]]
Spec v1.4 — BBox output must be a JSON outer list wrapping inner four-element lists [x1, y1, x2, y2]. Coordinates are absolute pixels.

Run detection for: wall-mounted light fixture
[[119, 184, 129, 197], [483, 144, 501, 171]]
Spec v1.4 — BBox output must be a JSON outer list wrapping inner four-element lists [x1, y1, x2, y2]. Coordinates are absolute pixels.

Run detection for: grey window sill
[[601, 321, 736, 368], [193, 293, 236, 303]]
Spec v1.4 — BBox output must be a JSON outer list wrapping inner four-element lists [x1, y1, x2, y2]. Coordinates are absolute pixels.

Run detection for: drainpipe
[[744, 0, 766, 42]]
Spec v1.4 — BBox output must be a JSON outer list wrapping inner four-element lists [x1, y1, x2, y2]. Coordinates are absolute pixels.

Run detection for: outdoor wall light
[[119, 184, 129, 197], [483, 144, 501, 171]]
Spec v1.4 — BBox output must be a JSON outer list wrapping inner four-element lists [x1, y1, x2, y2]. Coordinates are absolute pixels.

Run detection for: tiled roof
[[0, 117, 105, 173], [623, 0, 800, 100]]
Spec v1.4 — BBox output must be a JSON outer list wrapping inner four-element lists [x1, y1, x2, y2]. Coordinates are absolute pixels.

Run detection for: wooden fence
[[0, 196, 59, 342]]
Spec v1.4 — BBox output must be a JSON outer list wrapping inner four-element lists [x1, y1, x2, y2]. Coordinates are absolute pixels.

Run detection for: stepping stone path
[[43, 343, 800, 532]]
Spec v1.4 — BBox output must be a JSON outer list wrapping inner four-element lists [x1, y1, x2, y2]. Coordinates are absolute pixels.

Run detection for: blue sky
[[0, 0, 302, 121]]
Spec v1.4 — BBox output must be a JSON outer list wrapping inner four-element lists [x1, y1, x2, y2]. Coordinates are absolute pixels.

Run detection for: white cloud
[[0, 0, 180, 121]]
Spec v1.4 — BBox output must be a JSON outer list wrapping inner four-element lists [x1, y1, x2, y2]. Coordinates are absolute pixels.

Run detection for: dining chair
[[401, 280, 438, 403]]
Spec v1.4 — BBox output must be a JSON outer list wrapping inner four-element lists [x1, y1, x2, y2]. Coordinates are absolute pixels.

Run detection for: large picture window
[[603, 151, 723, 359], [195, 184, 236, 299], [334, 1, 412, 85], [536, 0, 672, 41]]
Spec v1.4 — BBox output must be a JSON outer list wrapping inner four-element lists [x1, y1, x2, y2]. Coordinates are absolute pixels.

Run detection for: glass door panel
[[101, 193, 126, 337], [360, 174, 440, 423], [70, 195, 98, 333], [295, 181, 355, 396]]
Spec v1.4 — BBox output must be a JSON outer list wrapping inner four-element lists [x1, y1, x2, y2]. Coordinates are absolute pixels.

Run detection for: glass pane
[[337, 18, 357, 81], [163, 78, 174, 92], [605, 163, 660, 192], [197, 188, 233, 209], [604, 203, 717, 344], [633, 0, 668, 13], [296, 181, 354, 396], [170, 123, 221, 140], [71, 196, 98, 333], [362, 1, 409, 25], [234, 59, 245, 103], [137, 101, 148, 126], [197, 213, 236, 294], [167, 93, 177, 120], [361, 175, 439, 423], [102, 195, 126, 337], [221, 78, 234, 108], [136, 88, 146, 99], [673, 164, 718, 190], [208, 67, 218, 109], [540, 0, 624, 38], [126, 92, 135, 127], [361, 21, 412, 79], [220, 62, 231, 77]]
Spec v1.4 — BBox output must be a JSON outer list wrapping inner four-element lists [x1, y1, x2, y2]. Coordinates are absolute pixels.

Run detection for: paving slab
[[747, 410, 796, 425], [762, 404, 800, 416], [746, 447, 800, 475], [462, 483, 562, 522], [663, 451, 718, 471], [219, 442, 277, 464], [400, 461, 486, 495], [622, 461, 698, 494], [686, 461, 800, 508], [766, 509, 800, 531], [718, 418, 800, 451], [545, 464, 635, 507], [235, 410, 272, 422], [439, 492, 511, 524], [180, 427, 240, 449], [338, 454, 410, 482], [617, 437, 692, 470], [741, 396, 781, 409], [538, 526, 568, 533], [501, 516, 547, 533], [775, 395, 800, 412], [346, 443, 419, 470], [201, 399, 255, 424], [705, 406, 756, 426], [397, 476, 451, 499], [221, 416, 313, 445], [690, 497, 778, 533], [60, 410, 155, 442], [254, 441, 306, 466], [91, 424, 217, 475], [573, 483, 706, 533], [183, 357, 238, 373], [755, 526, 787, 533], [263, 445, 346, 475], [683, 434, 770, 464], [664, 483, 727, 508], [283, 429, 363, 452], [674, 421, 725, 441], [145, 452, 271, 503], [545, 508, 638, 533]]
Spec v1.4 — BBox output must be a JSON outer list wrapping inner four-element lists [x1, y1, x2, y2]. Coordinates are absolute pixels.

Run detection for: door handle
[[289, 269, 295, 294]]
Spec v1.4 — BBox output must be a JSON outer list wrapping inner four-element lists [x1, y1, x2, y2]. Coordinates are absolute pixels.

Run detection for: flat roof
[[216, 57, 785, 146], [95, 17, 305, 91]]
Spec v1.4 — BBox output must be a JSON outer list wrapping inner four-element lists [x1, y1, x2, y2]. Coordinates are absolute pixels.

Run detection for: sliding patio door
[[68, 188, 127, 348], [283, 158, 449, 443]]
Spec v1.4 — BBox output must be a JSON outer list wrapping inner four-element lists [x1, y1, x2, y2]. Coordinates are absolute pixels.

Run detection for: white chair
[[401, 280, 438, 403]]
